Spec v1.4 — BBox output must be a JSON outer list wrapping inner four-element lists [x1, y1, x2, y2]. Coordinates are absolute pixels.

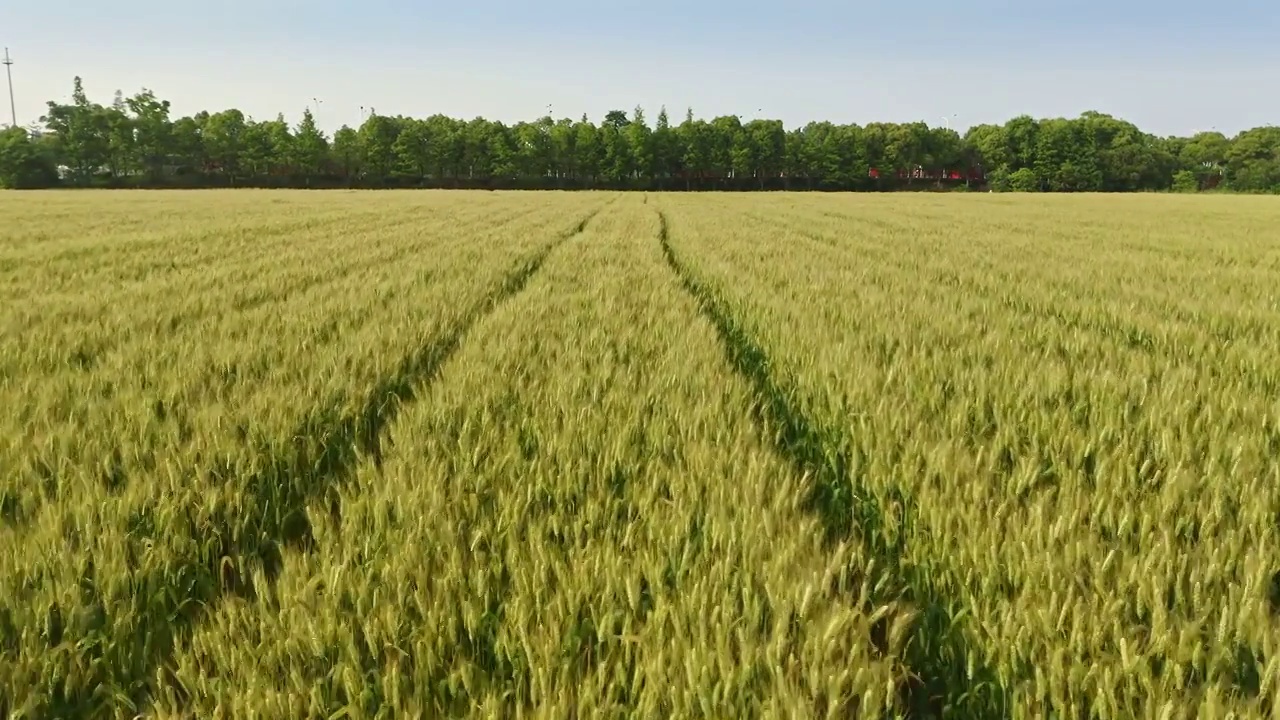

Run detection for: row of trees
[[2, 77, 1277, 191]]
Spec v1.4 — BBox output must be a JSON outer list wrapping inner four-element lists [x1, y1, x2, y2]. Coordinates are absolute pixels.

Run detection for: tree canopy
[[1, 76, 1275, 192]]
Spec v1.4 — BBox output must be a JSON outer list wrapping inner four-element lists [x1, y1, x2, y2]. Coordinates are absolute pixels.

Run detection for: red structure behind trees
[[869, 166, 986, 183]]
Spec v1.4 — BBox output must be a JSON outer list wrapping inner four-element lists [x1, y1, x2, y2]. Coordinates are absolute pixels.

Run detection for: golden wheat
[[0, 190, 601, 717], [1, 189, 1277, 719], [659, 192, 1280, 719], [147, 200, 910, 719]]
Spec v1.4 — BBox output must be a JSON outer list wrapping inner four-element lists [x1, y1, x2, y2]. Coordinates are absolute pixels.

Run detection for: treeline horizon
[[0, 76, 1277, 192]]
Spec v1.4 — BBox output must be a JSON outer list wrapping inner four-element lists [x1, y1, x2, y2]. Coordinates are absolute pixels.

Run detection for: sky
[[4, 0, 1278, 137]]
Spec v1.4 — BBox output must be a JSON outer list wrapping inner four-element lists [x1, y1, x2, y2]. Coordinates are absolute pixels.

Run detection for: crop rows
[[131, 200, 918, 719], [0, 191, 601, 716], [659, 192, 1280, 719], [1, 190, 1278, 719]]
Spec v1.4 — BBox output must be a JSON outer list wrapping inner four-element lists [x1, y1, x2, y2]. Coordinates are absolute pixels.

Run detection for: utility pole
[[3, 48, 15, 129]]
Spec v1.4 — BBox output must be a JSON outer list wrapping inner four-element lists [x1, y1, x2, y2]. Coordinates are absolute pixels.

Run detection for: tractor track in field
[[0, 208, 553, 532], [23, 202, 610, 720], [655, 206, 1010, 720]]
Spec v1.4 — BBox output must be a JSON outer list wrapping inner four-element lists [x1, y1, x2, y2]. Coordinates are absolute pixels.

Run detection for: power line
[[2, 48, 15, 129]]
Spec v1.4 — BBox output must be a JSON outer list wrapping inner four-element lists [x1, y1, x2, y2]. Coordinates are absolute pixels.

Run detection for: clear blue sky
[[6, 0, 1278, 136]]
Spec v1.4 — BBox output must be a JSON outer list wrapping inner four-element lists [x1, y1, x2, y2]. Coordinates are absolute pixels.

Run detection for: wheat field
[[1, 190, 1278, 719]]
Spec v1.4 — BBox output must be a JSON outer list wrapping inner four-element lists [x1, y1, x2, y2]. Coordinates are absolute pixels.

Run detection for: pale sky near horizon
[[5, 1, 1278, 137]]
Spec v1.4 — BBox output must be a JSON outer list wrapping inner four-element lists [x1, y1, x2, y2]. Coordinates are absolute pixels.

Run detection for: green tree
[[513, 118, 554, 180], [264, 115, 294, 176], [125, 89, 172, 180], [240, 117, 290, 177], [785, 123, 822, 188], [461, 118, 495, 179], [0, 127, 59, 188], [332, 125, 362, 181], [708, 115, 742, 178], [600, 110, 633, 183], [103, 90, 135, 179], [20, 71, 1280, 192], [884, 122, 930, 180], [808, 121, 862, 187], [1171, 170, 1199, 192], [292, 108, 329, 180], [1223, 126, 1280, 192], [426, 114, 465, 180], [359, 114, 401, 181], [488, 122, 518, 180], [41, 77, 111, 184], [965, 123, 1011, 175], [626, 106, 654, 182], [651, 107, 679, 186], [393, 118, 432, 179], [549, 118, 576, 182], [170, 114, 207, 175], [574, 116, 602, 183], [1181, 131, 1229, 170], [1003, 115, 1040, 171], [1034, 118, 1101, 192], [202, 109, 247, 183], [1007, 167, 1040, 192], [741, 119, 785, 188], [678, 111, 712, 189]]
